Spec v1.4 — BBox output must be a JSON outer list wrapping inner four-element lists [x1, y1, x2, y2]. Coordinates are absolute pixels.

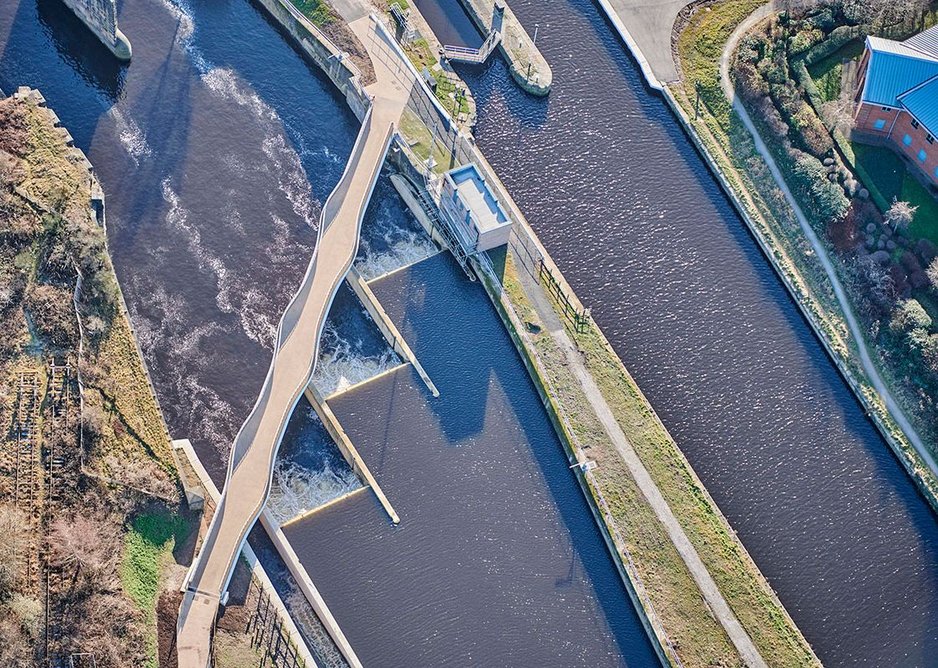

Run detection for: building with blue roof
[[854, 26, 938, 187]]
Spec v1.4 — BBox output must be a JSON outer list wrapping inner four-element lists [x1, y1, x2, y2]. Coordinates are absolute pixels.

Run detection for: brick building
[[854, 26, 938, 186]]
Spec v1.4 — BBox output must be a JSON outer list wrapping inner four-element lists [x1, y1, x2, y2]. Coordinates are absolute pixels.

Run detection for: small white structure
[[439, 164, 512, 253]]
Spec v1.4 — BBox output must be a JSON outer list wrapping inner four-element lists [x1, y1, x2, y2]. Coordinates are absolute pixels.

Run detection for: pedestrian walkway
[[176, 13, 413, 667]]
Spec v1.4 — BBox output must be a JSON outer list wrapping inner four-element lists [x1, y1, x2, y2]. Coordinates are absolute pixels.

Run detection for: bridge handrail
[[187, 104, 384, 600]]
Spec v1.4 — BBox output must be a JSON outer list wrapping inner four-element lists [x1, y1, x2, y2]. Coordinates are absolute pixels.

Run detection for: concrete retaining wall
[[252, 0, 370, 120], [61, 0, 131, 60]]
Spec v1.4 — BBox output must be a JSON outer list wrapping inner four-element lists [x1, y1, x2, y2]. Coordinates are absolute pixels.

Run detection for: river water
[[3, 0, 938, 664], [0, 0, 656, 664], [449, 0, 938, 665]]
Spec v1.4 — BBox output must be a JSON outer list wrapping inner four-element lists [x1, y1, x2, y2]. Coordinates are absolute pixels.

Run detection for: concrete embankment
[[61, 0, 132, 60], [456, 0, 552, 94]]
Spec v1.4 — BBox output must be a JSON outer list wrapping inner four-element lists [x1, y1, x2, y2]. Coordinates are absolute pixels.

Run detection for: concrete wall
[[252, 0, 370, 121], [61, 0, 131, 60]]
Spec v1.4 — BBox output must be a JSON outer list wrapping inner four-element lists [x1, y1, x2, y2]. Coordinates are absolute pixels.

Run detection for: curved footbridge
[[176, 13, 415, 667]]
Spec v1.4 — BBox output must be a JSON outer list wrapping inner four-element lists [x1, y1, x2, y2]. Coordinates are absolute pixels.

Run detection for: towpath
[[176, 11, 411, 667], [507, 254, 768, 668], [719, 5, 938, 480]]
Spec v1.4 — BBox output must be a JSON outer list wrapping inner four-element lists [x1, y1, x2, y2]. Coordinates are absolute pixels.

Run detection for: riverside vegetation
[[672, 0, 938, 501], [0, 91, 191, 667]]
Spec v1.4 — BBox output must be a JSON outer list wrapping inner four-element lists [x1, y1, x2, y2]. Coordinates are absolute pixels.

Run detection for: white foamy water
[[160, 178, 285, 348], [158, 0, 321, 232], [107, 106, 152, 165], [311, 324, 401, 397], [267, 461, 361, 525], [356, 229, 438, 281]]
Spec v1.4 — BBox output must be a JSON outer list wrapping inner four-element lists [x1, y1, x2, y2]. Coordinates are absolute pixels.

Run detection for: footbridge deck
[[176, 13, 413, 665]]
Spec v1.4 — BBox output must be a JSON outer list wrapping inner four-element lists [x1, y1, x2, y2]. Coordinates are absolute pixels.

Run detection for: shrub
[[792, 103, 834, 156], [759, 96, 790, 137], [789, 148, 850, 221], [889, 298, 932, 334], [790, 28, 824, 54], [735, 61, 769, 101], [927, 257, 938, 291], [24, 283, 77, 348]]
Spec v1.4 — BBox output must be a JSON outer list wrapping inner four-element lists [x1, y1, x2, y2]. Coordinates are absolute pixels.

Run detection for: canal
[[451, 0, 938, 665]]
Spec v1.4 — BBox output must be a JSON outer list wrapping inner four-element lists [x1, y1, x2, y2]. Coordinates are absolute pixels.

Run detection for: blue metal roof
[[862, 37, 938, 106], [899, 76, 938, 135]]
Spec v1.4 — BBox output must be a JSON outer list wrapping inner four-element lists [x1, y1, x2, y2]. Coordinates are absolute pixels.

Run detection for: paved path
[[598, 0, 697, 83], [505, 250, 768, 668], [719, 5, 938, 480], [176, 12, 412, 666]]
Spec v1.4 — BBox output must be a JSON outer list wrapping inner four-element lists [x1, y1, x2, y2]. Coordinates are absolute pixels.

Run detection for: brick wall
[[888, 110, 938, 185], [854, 103, 938, 186]]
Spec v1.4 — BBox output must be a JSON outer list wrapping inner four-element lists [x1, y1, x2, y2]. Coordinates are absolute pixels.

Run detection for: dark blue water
[[448, 0, 938, 664], [0, 0, 659, 664], [285, 252, 658, 667], [412, 0, 482, 48]]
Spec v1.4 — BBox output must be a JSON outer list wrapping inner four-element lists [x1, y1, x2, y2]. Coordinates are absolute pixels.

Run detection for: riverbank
[[661, 0, 938, 512], [0, 87, 186, 667]]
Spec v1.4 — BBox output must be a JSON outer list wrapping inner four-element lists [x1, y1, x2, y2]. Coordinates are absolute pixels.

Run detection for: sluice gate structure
[[176, 12, 414, 659]]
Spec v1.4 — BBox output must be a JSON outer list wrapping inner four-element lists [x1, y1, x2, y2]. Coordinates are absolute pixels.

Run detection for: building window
[[874, 119, 887, 130], [929, 135, 935, 144], [904, 134, 913, 146], [912, 119, 921, 129], [919, 149, 927, 162], [882, 106, 891, 111]]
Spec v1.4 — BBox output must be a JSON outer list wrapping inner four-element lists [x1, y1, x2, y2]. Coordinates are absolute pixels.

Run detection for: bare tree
[[48, 514, 120, 595], [885, 198, 917, 232], [822, 86, 856, 135]]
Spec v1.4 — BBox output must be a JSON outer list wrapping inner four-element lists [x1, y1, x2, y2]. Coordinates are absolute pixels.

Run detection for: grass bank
[[122, 509, 192, 668], [492, 250, 818, 667], [670, 0, 938, 505]]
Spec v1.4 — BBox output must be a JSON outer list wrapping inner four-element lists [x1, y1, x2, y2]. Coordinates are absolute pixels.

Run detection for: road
[[176, 11, 411, 666]]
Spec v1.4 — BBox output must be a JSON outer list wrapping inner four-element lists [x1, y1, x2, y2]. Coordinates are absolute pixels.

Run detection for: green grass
[[398, 108, 454, 173], [290, 0, 334, 26], [806, 39, 864, 102], [675, 0, 764, 128], [497, 253, 818, 667], [852, 142, 938, 244], [122, 509, 191, 668]]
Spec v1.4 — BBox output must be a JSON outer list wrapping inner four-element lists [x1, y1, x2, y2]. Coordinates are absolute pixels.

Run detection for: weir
[[176, 14, 413, 663]]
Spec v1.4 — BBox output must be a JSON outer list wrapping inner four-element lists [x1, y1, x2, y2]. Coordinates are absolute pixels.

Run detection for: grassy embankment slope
[[671, 0, 938, 503], [0, 91, 194, 668], [488, 247, 818, 667]]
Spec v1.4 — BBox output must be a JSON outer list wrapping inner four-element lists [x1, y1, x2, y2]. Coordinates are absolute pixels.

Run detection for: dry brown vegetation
[[0, 91, 186, 667]]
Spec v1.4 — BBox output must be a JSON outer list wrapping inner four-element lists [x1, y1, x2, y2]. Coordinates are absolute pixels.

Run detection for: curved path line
[[719, 6, 938, 476], [177, 14, 413, 663]]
